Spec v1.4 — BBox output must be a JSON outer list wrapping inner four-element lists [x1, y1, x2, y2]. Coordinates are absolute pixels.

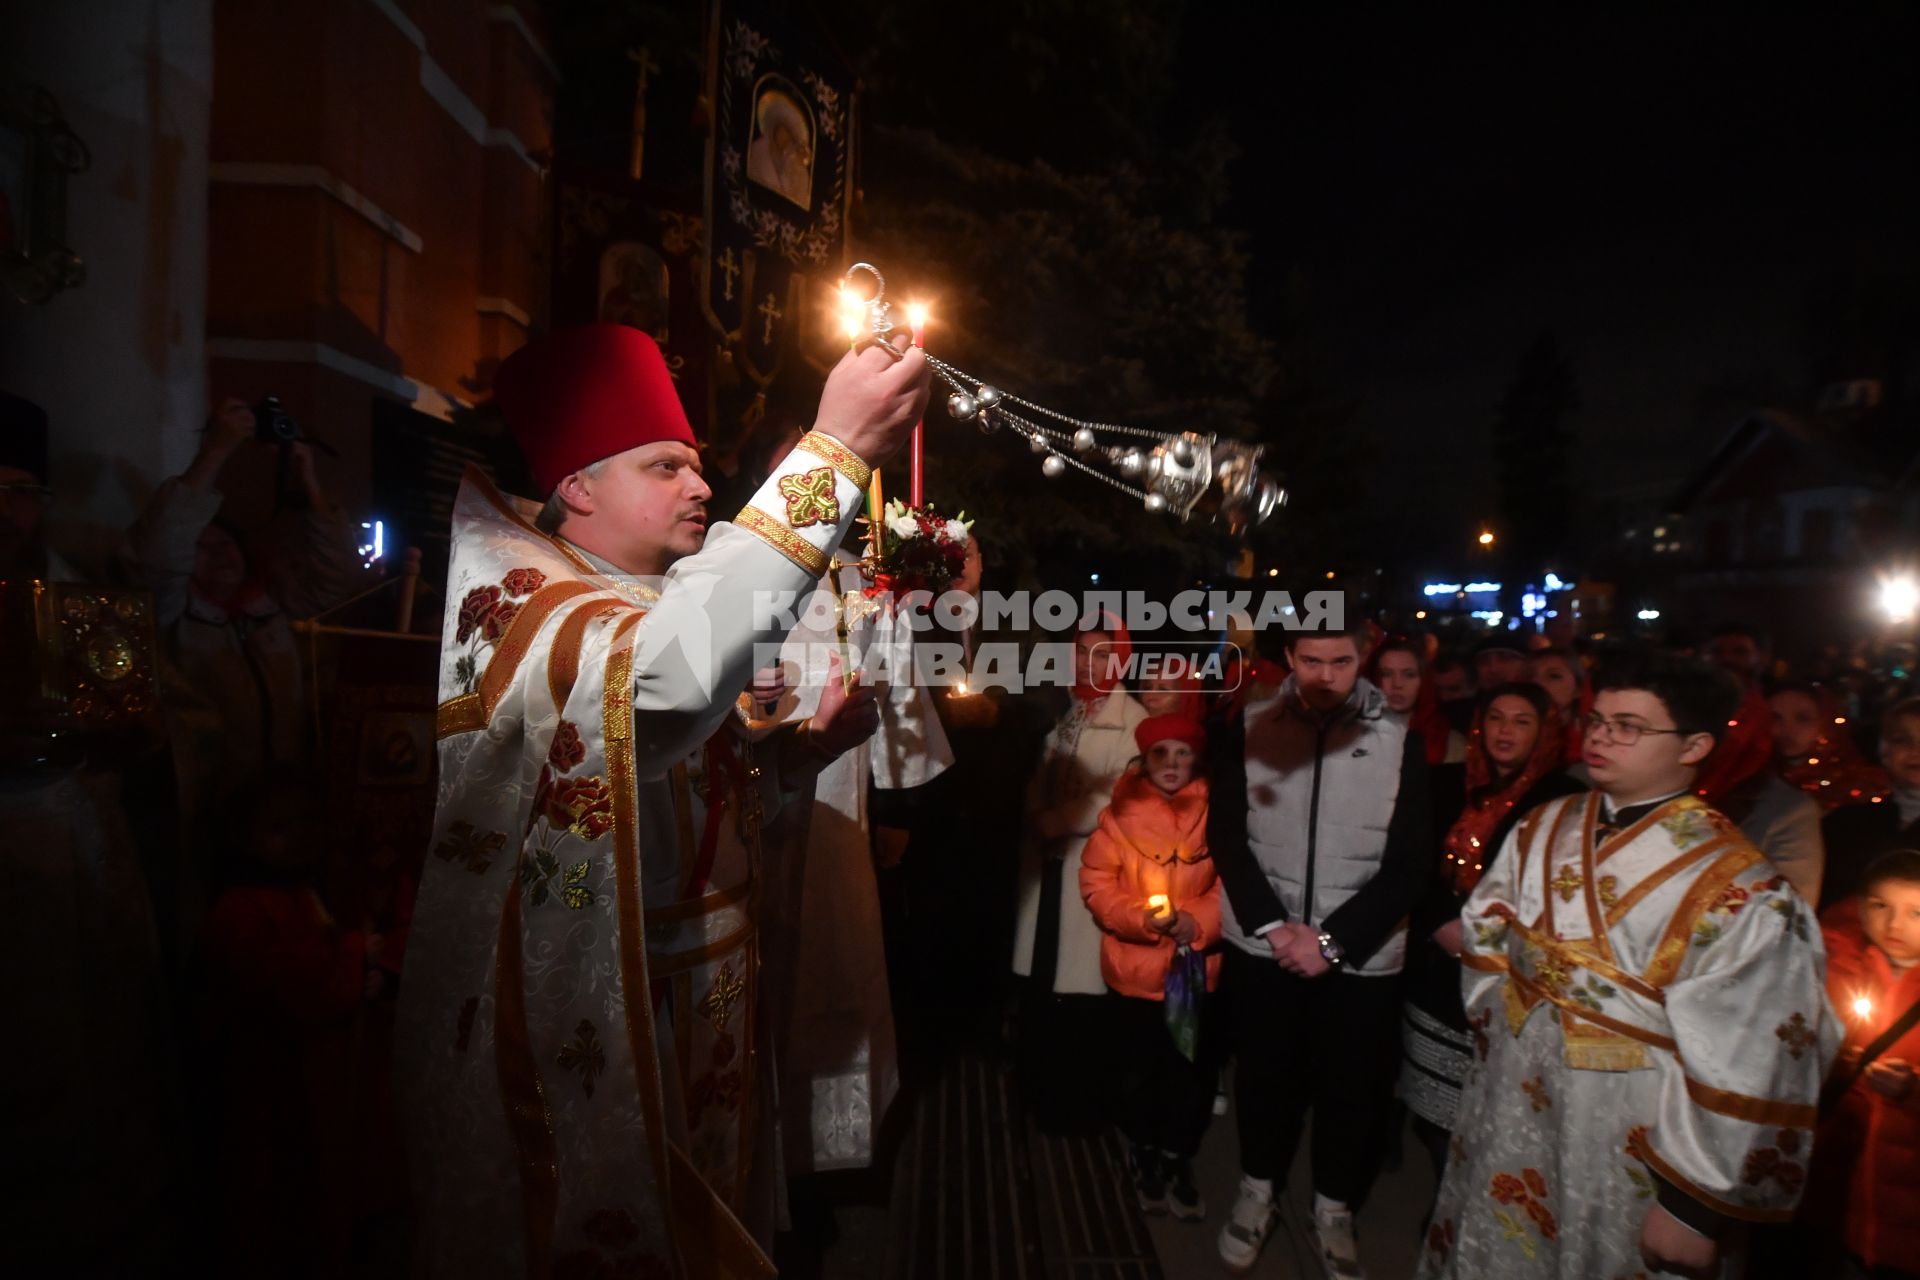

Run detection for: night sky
[[1181, 3, 1920, 563]]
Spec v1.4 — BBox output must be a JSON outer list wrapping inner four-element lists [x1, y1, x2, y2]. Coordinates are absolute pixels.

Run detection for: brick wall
[[206, 0, 556, 522]]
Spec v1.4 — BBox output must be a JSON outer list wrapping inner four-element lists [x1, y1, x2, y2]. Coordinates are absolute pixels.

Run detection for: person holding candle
[[1803, 849, 1920, 1280], [1079, 714, 1221, 1221]]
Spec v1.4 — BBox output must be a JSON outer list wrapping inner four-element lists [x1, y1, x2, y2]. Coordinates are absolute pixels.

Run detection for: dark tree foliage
[[1489, 332, 1576, 603], [539, 0, 1359, 591], [824, 0, 1282, 589]]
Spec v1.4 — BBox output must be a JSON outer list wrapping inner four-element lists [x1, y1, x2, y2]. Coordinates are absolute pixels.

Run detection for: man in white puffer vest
[[1209, 623, 1431, 1280]]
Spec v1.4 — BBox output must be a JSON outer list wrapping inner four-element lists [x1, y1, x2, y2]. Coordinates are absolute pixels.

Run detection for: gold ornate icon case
[[29, 581, 160, 728]]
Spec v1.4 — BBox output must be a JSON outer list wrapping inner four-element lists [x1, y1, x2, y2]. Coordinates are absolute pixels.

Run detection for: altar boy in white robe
[[1419, 649, 1840, 1280]]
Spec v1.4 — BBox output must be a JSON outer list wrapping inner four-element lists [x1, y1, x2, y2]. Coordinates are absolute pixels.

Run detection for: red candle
[[908, 304, 927, 507]]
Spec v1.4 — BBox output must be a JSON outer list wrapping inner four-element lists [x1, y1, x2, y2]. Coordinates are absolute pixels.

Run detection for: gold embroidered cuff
[[735, 505, 830, 578], [793, 430, 873, 489]]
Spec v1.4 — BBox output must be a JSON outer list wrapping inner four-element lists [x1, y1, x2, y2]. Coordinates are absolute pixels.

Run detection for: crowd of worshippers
[[1014, 617, 1920, 1280], [12, 373, 1920, 1278]]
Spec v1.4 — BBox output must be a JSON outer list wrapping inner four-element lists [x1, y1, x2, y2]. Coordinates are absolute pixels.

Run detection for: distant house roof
[[1672, 404, 1917, 512]]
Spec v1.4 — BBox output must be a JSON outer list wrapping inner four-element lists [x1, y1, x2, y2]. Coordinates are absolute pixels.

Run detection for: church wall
[[0, 0, 554, 563], [204, 0, 553, 527], [0, 0, 214, 568]]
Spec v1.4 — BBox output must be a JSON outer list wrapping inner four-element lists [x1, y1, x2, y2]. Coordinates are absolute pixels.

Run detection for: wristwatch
[[1317, 931, 1345, 968]]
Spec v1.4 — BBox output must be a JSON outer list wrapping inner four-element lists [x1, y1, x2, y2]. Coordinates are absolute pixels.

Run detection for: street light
[[1477, 530, 1495, 547]]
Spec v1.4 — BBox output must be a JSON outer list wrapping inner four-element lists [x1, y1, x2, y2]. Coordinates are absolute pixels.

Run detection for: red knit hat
[[1135, 715, 1207, 756], [495, 324, 695, 493]]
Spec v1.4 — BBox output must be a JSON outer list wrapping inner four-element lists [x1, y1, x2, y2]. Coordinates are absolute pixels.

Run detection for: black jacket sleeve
[[1408, 763, 1468, 939], [1321, 728, 1432, 965], [1653, 1173, 1727, 1240], [1207, 704, 1289, 936]]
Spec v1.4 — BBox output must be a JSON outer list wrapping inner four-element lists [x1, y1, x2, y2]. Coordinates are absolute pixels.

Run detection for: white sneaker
[[1310, 1202, 1367, 1280], [1215, 1177, 1276, 1275]]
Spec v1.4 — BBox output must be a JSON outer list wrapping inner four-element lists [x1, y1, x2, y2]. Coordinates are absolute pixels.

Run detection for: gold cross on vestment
[[758, 291, 784, 343], [777, 466, 839, 528], [718, 248, 740, 302], [1551, 864, 1584, 904], [1531, 946, 1572, 992], [1596, 875, 1620, 910], [698, 962, 747, 1030]]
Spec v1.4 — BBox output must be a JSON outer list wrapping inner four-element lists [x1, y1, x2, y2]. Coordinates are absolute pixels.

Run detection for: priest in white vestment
[[396, 324, 929, 1278]]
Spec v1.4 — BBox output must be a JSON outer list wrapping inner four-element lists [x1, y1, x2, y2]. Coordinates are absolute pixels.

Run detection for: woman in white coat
[[1011, 618, 1148, 1129]]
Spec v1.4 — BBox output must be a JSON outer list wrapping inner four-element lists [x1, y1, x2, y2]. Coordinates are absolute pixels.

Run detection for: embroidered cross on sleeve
[[777, 466, 840, 528]]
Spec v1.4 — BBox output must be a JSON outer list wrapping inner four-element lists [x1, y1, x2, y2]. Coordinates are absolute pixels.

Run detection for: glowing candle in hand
[[1854, 994, 1875, 1023], [1147, 893, 1171, 921], [839, 285, 865, 345], [906, 303, 928, 507], [866, 469, 884, 559]]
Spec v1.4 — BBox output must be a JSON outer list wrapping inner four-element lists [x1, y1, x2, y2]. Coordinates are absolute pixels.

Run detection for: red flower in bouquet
[[865, 499, 974, 599]]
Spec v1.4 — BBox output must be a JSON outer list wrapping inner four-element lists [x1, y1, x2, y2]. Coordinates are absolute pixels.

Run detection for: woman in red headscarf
[[1528, 646, 1593, 763], [1369, 636, 1464, 767], [1400, 683, 1582, 1183], [1012, 613, 1149, 1132], [1771, 681, 1891, 812]]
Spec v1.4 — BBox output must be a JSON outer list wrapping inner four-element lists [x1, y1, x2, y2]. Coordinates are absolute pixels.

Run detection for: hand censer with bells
[[839, 262, 1287, 534]]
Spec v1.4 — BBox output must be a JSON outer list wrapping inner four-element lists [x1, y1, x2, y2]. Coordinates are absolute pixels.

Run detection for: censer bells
[[840, 262, 1287, 533]]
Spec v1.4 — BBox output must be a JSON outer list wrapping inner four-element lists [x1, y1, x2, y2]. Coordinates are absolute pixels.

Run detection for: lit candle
[[1854, 994, 1875, 1023], [1147, 893, 1171, 921], [839, 285, 864, 347], [906, 303, 928, 508]]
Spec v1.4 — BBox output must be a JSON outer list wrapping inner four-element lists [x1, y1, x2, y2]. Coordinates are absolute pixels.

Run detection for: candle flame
[[1147, 893, 1170, 916], [952, 680, 969, 696], [906, 302, 929, 329], [1854, 994, 1875, 1021], [837, 284, 865, 340]]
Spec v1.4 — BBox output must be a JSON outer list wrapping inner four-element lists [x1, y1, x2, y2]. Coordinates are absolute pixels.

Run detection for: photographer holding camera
[[121, 395, 358, 843]]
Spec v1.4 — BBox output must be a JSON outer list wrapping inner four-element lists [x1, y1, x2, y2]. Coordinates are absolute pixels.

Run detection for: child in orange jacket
[[1080, 714, 1221, 1222]]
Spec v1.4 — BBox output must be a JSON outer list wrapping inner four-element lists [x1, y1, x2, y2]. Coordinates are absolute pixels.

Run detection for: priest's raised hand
[[812, 339, 931, 470]]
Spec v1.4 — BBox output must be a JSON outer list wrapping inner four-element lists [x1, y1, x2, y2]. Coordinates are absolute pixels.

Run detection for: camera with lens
[[253, 395, 303, 444]]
